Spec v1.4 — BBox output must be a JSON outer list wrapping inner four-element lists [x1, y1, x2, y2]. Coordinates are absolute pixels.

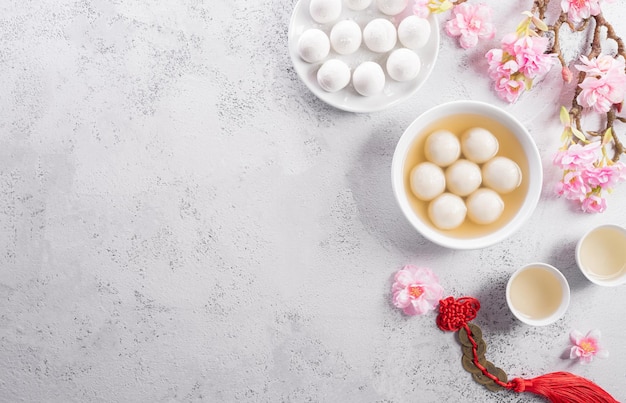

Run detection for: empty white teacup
[[576, 224, 626, 286], [506, 263, 570, 326]]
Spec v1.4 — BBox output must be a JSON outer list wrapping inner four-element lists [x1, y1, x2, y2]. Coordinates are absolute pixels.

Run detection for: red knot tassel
[[436, 297, 621, 403], [509, 372, 620, 403]]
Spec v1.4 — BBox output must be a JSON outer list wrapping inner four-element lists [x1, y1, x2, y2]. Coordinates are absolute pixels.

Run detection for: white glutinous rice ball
[[352, 61, 385, 96], [398, 16, 431, 49], [317, 59, 351, 92], [346, 0, 372, 10], [297, 29, 330, 63], [428, 193, 467, 230], [482, 157, 522, 194], [466, 189, 504, 225], [363, 18, 397, 53], [445, 159, 482, 197], [461, 127, 499, 163], [330, 20, 362, 55], [424, 130, 460, 167], [386, 48, 421, 81], [410, 162, 446, 201], [377, 0, 409, 15], [309, 0, 342, 24]]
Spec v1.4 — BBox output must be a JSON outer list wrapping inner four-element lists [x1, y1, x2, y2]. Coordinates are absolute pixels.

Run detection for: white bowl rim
[[505, 262, 570, 326], [391, 100, 543, 250]]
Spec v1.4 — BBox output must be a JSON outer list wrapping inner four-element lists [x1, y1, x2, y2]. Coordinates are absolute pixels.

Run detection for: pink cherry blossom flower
[[561, 0, 602, 23], [555, 170, 589, 201], [577, 68, 626, 114], [576, 55, 625, 77], [575, 55, 626, 113], [485, 30, 554, 102], [392, 265, 444, 316], [553, 140, 625, 212], [568, 329, 609, 363], [581, 193, 607, 213], [499, 32, 518, 55], [494, 75, 525, 103], [413, 0, 430, 18], [445, 3, 496, 49], [581, 163, 626, 189], [552, 141, 601, 170], [486, 50, 519, 80], [485, 48, 503, 66], [511, 35, 555, 77]]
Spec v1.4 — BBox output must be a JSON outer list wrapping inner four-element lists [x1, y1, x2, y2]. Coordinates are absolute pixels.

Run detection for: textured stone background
[[1, 0, 625, 402]]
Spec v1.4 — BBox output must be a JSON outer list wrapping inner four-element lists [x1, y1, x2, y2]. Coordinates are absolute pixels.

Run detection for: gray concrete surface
[[1, 1, 625, 402]]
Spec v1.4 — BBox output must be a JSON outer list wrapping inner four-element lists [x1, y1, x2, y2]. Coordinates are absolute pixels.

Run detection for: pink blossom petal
[[586, 329, 601, 341], [393, 290, 411, 308], [393, 270, 414, 288], [459, 33, 479, 49], [570, 346, 583, 359], [570, 329, 584, 345]]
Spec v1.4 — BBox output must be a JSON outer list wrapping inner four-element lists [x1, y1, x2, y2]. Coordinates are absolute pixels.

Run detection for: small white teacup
[[506, 263, 570, 326], [576, 224, 626, 287]]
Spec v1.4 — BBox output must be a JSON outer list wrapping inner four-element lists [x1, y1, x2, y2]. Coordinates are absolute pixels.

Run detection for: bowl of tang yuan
[[391, 100, 542, 250]]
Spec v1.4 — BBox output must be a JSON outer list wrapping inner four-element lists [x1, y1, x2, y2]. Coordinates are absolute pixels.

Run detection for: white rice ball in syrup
[[461, 127, 499, 164], [428, 193, 467, 230], [482, 156, 522, 194], [445, 159, 482, 197], [410, 162, 446, 201], [466, 188, 504, 225], [424, 130, 460, 167]]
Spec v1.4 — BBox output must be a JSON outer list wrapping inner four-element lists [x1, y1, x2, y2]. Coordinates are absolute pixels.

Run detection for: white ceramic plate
[[288, 0, 439, 113]]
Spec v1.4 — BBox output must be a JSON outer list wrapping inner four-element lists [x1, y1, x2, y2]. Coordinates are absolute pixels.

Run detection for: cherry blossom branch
[[548, 7, 626, 162], [539, 0, 626, 212], [432, 0, 626, 212]]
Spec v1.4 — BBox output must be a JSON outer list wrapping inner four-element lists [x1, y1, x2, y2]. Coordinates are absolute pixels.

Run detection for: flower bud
[[562, 66, 573, 83]]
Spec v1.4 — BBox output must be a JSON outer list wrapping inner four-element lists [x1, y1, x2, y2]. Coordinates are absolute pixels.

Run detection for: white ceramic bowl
[[391, 100, 542, 249], [506, 263, 570, 326], [575, 224, 626, 286]]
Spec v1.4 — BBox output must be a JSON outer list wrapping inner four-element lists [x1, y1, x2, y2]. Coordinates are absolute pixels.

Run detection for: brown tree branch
[[539, 0, 626, 162]]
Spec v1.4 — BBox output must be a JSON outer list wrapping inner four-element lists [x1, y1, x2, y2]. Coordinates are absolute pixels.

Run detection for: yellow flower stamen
[[580, 340, 596, 354], [409, 285, 424, 299]]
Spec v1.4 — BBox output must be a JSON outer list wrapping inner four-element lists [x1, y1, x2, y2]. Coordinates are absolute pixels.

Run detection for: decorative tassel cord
[[436, 296, 621, 403]]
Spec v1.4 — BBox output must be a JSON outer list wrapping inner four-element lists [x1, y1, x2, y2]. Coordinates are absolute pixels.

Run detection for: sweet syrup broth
[[403, 113, 530, 238], [509, 266, 563, 319]]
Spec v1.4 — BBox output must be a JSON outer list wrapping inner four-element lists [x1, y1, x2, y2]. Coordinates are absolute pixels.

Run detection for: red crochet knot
[[508, 378, 528, 393], [436, 296, 481, 332]]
